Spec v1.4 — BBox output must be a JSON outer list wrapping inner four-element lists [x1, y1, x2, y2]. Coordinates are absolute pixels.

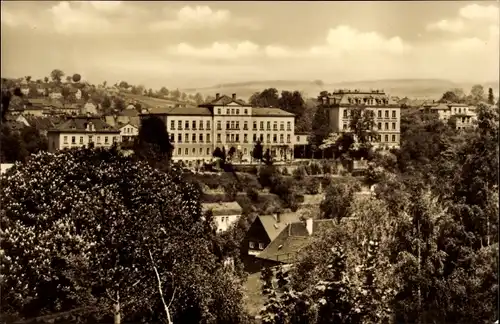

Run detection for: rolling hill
[[182, 79, 499, 101]]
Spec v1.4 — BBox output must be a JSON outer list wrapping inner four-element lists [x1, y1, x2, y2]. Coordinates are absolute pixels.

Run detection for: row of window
[[343, 109, 397, 119], [170, 133, 293, 144], [122, 127, 136, 134], [249, 241, 265, 250], [347, 98, 389, 105], [174, 147, 250, 156], [63, 135, 119, 145], [342, 122, 397, 131], [216, 108, 249, 115], [170, 120, 293, 131]]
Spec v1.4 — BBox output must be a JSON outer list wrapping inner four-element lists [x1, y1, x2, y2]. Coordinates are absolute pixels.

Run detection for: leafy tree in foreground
[[134, 115, 173, 171], [0, 148, 248, 324]]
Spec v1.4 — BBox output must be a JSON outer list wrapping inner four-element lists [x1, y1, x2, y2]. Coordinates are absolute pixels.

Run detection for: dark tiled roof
[[50, 117, 119, 133], [251, 107, 295, 117], [146, 106, 212, 116], [119, 109, 139, 117], [257, 219, 335, 262], [25, 116, 63, 130], [202, 202, 243, 216], [257, 213, 302, 241]]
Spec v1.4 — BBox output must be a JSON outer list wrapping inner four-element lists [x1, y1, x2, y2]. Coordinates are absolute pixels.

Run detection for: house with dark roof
[[202, 201, 243, 232], [140, 93, 298, 167], [47, 116, 120, 153], [242, 212, 302, 272], [256, 218, 336, 266]]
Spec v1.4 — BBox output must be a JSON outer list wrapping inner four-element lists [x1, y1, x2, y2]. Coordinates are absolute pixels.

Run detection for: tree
[[263, 148, 273, 165], [439, 89, 465, 103], [252, 140, 264, 163], [50, 69, 64, 83], [72, 74, 81, 83], [147, 88, 154, 97], [101, 96, 112, 110], [159, 87, 169, 97], [320, 180, 361, 223], [25, 76, 32, 83], [0, 148, 249, 324], [311, 105, 331, 148], [470, 84, 485, 103], [118, 81, 129, 89], [44, 77, 49, 83], [194, 93, 204, 105], [114, 98, 126, 111], [134, 116, 173, 171], [181, 92, 187, 101], [228, 146, 236, 161], [171, 89, 181, 100], [66, 75, 72, 83], [250, 88, 279, 107], [488, 87, 494, 105]]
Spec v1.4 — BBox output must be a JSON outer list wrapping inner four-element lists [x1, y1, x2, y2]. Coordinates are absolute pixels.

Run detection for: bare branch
[[106, 288, 118, 303], [149, 249, 173, 324], [168, 287, 177, 308]]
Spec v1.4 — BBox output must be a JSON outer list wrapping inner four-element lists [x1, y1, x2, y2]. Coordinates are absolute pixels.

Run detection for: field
[[181, 79, 500, 102]]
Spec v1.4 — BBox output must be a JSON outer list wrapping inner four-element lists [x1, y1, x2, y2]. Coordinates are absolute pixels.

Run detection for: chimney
[[216, 93, 220, 100], [275, 212, 281, 223], [232, 93, 236, 100], [306, 218, 313, 235]]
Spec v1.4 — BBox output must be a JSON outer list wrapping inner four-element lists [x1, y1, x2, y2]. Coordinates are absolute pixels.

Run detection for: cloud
[[49, 1, 114, 34], [426, 19, 465, 33], [169, 41, 260, 59], [150, 5, 230, 31], [459, 4, 499, 22], [427, 4, 499, 34], [310, 25, 411, 57]]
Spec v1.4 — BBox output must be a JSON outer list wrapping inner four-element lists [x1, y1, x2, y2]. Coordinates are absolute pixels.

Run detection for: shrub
[[340, 169, 350, 177], [246, 187, 259, 202], [282, 167, 289, 176], [310, 162, 322, 175], [321, 162, 332, 174], [293, 166, 307, 180], [258, 165, 278, 188], [305, 177, 321, 195], [305, 164, 312, 175], [238, 173, 261, 190]]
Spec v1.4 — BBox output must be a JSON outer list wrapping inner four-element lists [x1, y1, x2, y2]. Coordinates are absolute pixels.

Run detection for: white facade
[[120, 123, 139, 142]]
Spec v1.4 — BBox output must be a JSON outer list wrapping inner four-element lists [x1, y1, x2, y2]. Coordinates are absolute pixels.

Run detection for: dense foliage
[[259, 103, 499, 323], [0, 147, 248, 324]]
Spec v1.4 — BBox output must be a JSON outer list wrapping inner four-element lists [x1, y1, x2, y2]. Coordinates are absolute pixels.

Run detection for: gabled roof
[[251, 107, 295, 117], [202, 201, 243, 216], [257, 213, 302, 241], [203, 94, 250, 107], [49, 117, 119, 133], [25, 116, 62, 130], [117, 121, 139, 129], [257, 219, 336, 262]]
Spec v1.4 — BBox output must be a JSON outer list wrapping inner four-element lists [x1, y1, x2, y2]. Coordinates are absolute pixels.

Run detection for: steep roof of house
[[202, 201, 243, 216], [25, 116, 63, 130], [257, 219, 336, 262], [251, 107, 295, 117], [49, 117, 119, 133], [257, 213, 302, 241]]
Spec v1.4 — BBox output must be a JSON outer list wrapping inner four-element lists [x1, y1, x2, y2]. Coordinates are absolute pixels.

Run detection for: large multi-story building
[[420, 102, 477, 130], [47, 116, 121, 152], [141, 93, 297, 165], [317, 89, 401, 149]]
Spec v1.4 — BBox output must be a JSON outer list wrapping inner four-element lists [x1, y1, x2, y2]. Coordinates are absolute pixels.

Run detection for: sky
[[1, 1, 499, 89]]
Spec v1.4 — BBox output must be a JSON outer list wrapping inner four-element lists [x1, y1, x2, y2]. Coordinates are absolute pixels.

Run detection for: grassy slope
[[181, 79, 500, 102]]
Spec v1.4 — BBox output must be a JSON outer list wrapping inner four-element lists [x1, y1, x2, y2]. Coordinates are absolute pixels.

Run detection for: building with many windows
[[140, 93, 296, 165], [419, 102, 477, 130], [47, 116, 121, 152], [317, 89, 401, 149]]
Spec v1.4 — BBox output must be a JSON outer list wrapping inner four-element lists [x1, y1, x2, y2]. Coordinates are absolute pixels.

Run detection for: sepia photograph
[[1, 1, 499, 323]]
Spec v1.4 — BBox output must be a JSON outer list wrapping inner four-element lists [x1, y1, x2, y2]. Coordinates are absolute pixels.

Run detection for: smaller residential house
[[81, 101, 98, 115], [47, 116, 121, 152], [256, 218, 336, 266], [201, 201, 243, 232], [49, 88, 63, 100], [25, 116, 63, 136], [243, 212, 301, 272], [119, 122, 139, 143], [420, 102, 478, 130]]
